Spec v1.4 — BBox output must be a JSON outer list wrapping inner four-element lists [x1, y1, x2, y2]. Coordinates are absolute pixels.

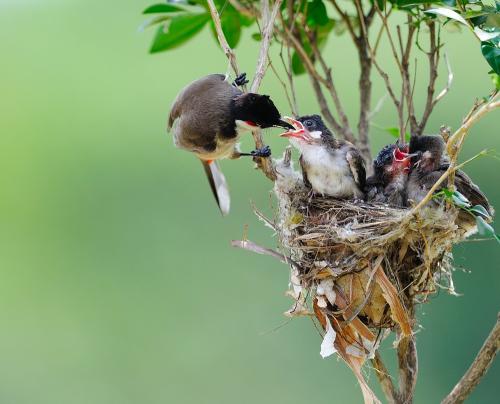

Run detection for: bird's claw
[[251, 145, 271, 158], [233, 73, 249, 87]]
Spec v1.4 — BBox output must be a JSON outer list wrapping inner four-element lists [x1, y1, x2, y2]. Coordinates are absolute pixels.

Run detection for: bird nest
[[234, 150, 488, 402]]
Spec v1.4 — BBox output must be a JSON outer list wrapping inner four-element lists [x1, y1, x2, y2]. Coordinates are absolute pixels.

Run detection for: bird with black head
[[280, 114, 366, 199], [168, 73, 293, 215], [366, 143, 416, 207]]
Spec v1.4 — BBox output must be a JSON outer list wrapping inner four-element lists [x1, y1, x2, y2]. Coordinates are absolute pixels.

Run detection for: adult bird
[[365, 143, 415, 207], [168, 73, 293, 215], [280, 115, 366, 199], [407, 135, 493, 219]]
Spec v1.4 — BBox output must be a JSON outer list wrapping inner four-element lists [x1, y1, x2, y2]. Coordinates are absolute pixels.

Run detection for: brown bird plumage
[[168, 73, 291, 215]]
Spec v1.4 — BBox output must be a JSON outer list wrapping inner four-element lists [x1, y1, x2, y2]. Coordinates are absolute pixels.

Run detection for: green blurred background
[[0, 1, 498, 403]]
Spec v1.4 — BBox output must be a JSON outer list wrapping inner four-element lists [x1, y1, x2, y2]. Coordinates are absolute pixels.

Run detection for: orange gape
[[205, 159, 214, 164]]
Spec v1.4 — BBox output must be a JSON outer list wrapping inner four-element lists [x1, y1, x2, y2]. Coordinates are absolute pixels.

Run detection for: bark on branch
[[441, 313, 500, 404]]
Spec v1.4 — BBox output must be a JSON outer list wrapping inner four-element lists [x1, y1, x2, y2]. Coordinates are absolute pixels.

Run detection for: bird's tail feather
[[200, 159, 230, 216]]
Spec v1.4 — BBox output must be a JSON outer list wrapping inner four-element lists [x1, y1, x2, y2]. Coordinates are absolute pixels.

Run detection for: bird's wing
[[200, 159, 230, 216], [437, 163, 492, 214], [299, 155, 312, 189], [345, 146, 366, 190], [454, 170, 492, 215], [168, 97, 181, 131], [365, 175, 383, 201]]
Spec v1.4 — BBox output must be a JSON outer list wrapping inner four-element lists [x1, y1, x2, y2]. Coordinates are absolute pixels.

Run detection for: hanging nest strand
[[234, 148, 493, 404]]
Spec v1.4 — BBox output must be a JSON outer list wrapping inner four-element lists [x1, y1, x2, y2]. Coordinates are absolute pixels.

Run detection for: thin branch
[[305, 27, 354, 141], [433, 52, 453, 106], [353, 0, 375, 165], [280, 21, 346, 135], [330, 0, 359, 43], [397, 336, 418, 404], [400, 16, 417, 138], [417, 21, 440, 136], [371, 352, 398, 404], [207, 0, 242, 79], [441, 313, 500, 404], [228, 0, 258, 17], [269, 59, 296, 116], [251, 0, 283, 92], [309, 75, 345, 135], [368, 93, 388, 120]]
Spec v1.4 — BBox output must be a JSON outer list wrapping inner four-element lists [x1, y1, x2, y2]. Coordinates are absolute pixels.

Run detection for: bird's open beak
[[275, 118, 295, 130], [393, 147, 419, 171], [279, 116, 307, 139]]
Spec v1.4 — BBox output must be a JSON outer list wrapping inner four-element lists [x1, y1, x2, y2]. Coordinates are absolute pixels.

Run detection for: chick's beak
[[393, 147, 420, 172], [279, 116, 306, 139]]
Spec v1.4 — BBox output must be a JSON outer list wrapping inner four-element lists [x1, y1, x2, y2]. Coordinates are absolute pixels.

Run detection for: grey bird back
[[168, 74, 241, 153]]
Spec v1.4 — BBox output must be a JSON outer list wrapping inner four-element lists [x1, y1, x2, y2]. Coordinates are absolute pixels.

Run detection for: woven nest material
[[247, 152, 488, 403]]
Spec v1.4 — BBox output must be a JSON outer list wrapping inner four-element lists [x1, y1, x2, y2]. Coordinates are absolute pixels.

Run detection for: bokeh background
[[0, 1, 498, 403]]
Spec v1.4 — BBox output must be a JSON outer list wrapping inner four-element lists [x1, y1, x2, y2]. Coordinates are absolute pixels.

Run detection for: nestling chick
[[280, 115, 366, 199], [407, 135, 493, 216], [168, 73, 293, 215], [365, 144, 415, 207]]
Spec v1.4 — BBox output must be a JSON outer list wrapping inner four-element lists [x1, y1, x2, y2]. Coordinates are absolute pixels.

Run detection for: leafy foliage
[[434, 187, 500, 244], [142, 0, 499, 75]]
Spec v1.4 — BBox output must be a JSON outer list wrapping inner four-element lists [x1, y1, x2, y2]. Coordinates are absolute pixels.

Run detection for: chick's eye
[[305, 120, 313, 127]]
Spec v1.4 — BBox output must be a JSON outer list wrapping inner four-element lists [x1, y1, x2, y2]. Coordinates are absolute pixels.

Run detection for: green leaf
[[292, 51, 306, 75], [220, 8, 241, 48], [307, 0, 329, 27], [482, 41, 500, 74], [251, 32, 262, 41], [492, 72, 500, 89], [425, 8, 468, 26], [140, 15, 174, 31], [451, 191, 471, 208], [385, 127, 411, 142], [470, 204, 492, 219], [476, 216, 500, 244], [143, 4, 186, 14], [150, 12, 210, 54]]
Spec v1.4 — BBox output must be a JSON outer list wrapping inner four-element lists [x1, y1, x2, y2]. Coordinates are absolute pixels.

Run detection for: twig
[[330, 0, 358, 43], [280, 21, 345, 135], [231, 239, 299, 268], [269, 59, 296, 115], [417, 21, 440, 136], [353, 0, 375, 165], [433, 53, 453, 106], [228, 0, 257, 18], [371, 352, 398, 404], [441, 313, 500, 404], [251, 0, 283, 92], [305, 27, 354, 141], [207, 0, 242, 80], [368, 93, 388, 120], [397, 336, 418, 404], [248, 0, 283, 181]]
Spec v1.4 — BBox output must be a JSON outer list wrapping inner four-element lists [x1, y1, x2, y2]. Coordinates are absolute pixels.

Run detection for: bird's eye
[[305, 120, 313, 127]]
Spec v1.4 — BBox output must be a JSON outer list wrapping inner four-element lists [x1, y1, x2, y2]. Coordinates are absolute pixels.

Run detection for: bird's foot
[[233, 73, 249, 88], [250, 145, 271, 158], [237, 145, 271, 158]]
